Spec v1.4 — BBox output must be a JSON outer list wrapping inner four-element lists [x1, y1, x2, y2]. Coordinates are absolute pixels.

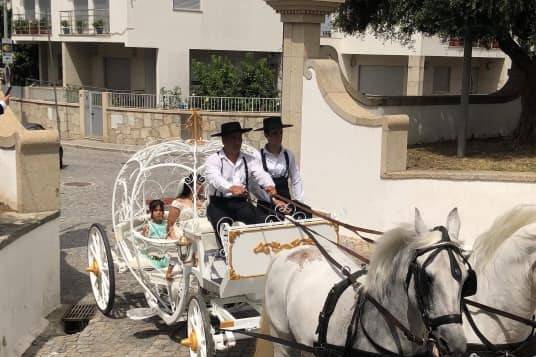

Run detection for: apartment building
[[12, 0, 509, 97], [11, 0, 283, 95]]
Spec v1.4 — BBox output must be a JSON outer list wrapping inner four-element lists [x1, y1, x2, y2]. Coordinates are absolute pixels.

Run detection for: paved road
[[23, 147, 255, 357]]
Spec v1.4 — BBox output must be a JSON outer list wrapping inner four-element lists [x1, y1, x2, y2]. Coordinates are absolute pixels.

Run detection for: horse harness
[[314, 226, 477, 357]]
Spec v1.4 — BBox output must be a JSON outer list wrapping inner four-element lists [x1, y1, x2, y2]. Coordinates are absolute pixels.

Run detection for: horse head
[[366, 208, 471, 356]]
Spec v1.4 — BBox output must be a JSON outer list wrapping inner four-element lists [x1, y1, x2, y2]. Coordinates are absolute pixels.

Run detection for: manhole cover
[[64, 182, 92, 187], [62, 304, 97, 334]]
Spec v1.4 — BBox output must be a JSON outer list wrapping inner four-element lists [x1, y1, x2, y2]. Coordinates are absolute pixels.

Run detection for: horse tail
[[254, 305, 274, 357]]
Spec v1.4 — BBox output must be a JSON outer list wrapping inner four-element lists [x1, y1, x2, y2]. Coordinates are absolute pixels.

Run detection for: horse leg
[[254, 306, 274, 357], [270, 324, 301, 357]]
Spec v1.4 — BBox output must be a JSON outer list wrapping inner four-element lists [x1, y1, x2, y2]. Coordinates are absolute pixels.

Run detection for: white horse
[[263, 209, 471, 357], [463, 205, 536, 348]]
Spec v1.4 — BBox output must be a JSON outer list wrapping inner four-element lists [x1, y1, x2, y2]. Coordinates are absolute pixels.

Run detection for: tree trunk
[[513, 68, 536, 146]]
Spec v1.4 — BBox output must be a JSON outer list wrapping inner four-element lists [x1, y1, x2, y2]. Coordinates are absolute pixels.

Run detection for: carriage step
[[126, 307, 158, 320]]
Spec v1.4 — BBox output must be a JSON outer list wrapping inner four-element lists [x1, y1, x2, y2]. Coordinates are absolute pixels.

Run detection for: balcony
[[59, 9, 110, 36], [12, 12, 51, 36]]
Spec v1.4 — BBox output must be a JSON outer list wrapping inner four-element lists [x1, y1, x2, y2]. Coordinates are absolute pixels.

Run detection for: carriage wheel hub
[[85, 259, 100, 276], [180, 330, 198, 352]]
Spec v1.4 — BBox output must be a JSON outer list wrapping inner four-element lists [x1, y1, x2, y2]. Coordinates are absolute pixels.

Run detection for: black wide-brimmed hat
[[211, 121, 253, 137], [254, 116, 293, 132]]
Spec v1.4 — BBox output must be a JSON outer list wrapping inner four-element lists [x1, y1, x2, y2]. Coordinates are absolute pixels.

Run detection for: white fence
[[108, 93, 281, 113]]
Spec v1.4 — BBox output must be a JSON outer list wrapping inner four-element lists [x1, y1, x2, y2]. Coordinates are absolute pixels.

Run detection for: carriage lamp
[[177, 235, 192, 261]]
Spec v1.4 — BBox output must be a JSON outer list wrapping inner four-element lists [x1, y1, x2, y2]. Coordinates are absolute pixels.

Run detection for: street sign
[[2, 38, 13, 65]]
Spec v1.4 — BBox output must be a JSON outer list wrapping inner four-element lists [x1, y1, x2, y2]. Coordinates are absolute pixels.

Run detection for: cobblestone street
[[23, 147, 255, 357]]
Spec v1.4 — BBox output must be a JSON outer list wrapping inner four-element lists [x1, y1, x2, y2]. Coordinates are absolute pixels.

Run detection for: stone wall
[[106, 108, 268, 148], [10, 99, 81, 139]]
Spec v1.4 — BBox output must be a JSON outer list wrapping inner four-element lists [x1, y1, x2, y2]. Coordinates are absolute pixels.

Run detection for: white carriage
[[86, 138, 339, 356]]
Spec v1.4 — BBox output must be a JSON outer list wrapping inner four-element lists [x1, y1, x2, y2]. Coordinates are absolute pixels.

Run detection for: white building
[[11, 0, 283, 95], [12, 0, 509, 97]]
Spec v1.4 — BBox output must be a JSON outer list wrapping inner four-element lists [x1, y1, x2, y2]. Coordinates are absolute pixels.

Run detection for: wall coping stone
[[12, 98, 79, 108], [383, 170, 536, 183], [0, 210, 59, 250]]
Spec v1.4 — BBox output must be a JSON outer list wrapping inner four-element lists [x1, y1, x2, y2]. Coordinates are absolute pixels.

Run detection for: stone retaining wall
[[10, 99, 81, 139], [106, 108, 269, 148]]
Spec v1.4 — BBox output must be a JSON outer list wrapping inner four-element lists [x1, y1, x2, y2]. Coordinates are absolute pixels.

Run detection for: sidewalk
[[61, 139, 142, 153]]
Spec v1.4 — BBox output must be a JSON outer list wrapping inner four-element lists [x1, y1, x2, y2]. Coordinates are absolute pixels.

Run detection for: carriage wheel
[[181, 294, 215, 357], [87, 223, 115, 316]]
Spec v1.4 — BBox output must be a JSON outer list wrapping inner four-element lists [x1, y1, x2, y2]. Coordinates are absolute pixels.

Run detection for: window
[[173, 0, 200, 11], [433, 66, 450, 94]]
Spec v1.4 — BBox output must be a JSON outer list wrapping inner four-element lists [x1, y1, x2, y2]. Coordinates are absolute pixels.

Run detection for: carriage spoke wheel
[[181, 294, 215, 357], [87, 223, 115, 316]]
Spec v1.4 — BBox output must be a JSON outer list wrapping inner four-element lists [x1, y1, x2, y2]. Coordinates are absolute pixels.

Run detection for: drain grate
[[64, 181, 92, 187], [62, 304, 97, 334]]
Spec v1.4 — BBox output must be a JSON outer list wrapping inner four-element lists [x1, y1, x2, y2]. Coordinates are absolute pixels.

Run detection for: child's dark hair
[[149, 199, 165, 216]]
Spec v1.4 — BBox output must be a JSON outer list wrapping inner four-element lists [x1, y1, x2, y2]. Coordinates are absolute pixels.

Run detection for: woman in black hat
[[253, 116, 307, 217], [205, 121, 276, 245]]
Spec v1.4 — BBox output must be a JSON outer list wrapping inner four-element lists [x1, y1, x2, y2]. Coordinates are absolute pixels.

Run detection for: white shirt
[[205, 150, 275, 198], [254, 146, 304, 201]]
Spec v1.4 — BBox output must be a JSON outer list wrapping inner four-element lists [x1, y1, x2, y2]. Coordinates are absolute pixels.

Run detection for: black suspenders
[[218, 153, 249, 197], [261, 148, 289, 179]]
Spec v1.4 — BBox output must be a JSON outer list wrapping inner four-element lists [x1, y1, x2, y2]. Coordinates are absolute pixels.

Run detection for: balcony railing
[[109, 93, 282, 113], [447, 37, 500, 49], [59, 9, 110, 35], [12, 12, 51, 35]]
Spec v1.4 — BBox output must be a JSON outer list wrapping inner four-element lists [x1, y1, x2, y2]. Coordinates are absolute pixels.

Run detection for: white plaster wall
[[376, 99, 521, 144], [0, 149, 17, 209], [0, 218, 60, 357], [301, 70, 535, 247]]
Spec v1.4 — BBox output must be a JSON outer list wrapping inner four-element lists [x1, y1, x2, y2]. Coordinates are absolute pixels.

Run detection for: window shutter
[[173, 0, 200, 10]]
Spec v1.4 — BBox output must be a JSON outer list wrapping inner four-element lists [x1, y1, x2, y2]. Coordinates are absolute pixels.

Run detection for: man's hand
[[264, 186, 277, 197], [3, 95, 10, 106], [229, 185, 246, 196]]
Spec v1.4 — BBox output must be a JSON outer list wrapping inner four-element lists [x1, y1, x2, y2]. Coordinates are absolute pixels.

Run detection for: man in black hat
[[253, 116, 308, 217], [205, 121, 276, 243]]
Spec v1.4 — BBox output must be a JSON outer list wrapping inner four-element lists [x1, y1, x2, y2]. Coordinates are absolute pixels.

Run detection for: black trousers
[[207, 196, 266, 245]]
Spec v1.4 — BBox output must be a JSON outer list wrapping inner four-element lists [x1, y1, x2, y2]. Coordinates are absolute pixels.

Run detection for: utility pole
[[2, 0, 11, 87]]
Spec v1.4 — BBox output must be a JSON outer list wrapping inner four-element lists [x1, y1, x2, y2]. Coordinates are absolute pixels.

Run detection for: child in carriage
[[142, 199, 167, 239]]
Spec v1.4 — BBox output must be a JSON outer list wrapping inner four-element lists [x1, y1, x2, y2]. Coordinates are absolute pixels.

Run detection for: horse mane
[[364, 224, 447, 299], [471, 204, 536, 270]]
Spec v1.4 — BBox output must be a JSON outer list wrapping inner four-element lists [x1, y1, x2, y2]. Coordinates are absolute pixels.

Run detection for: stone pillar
[[79, 90, 87, 137], [407, 55, 425, 96], [265, 0, 343, 162]]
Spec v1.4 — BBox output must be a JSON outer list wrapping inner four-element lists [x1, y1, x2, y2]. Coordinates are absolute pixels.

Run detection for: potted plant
[[93, 18, 104, 34], [75, 20, 85, 34], [14, 18, 28, 34], [61, 20, 70, 34]]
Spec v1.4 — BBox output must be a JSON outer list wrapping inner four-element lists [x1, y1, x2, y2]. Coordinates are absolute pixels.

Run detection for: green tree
[[191, 53, 278, 98], [335, 0, 536, 144], [191, 55, 240, 97], [238, 53, 278, 98]]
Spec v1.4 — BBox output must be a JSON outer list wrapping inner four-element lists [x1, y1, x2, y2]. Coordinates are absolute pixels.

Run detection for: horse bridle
[[405, 226, 477, 337]]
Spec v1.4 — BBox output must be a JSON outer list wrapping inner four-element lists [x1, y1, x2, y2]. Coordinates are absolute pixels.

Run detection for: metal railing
[[12, 12, 51, 35], [108, 93, 281, 113], [187, 96, 281, 112], [59, 9, 110, 35], [109, 93, 158, 109]]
